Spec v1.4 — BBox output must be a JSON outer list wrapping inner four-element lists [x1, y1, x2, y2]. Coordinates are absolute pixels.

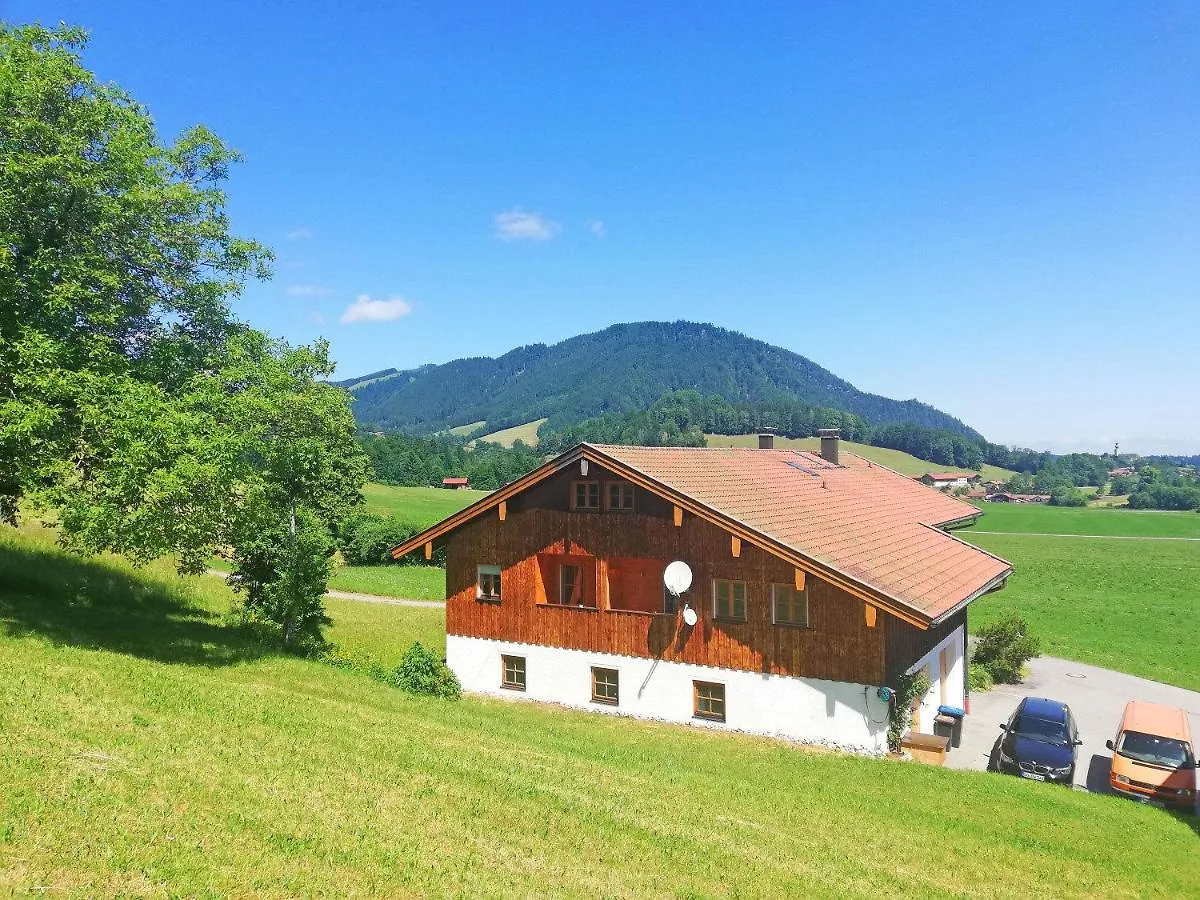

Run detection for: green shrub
[[887, 669, 932, 751], [968, 663, 994, 693], [972, 616, 1040, 684], [338, 512, 428, 566], [391, 642, 461, 700]]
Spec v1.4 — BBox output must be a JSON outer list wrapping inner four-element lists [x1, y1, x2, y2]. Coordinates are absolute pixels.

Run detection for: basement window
[[501, 655, 526, 691], [694, 681, 726, 722], [571, 481, 600, 511], [591, 667, 619, 705], [772, 584, 808, 627], [712, 579, 747, 622], [605, 481, 635, 512], [477, 565, 502, 602]]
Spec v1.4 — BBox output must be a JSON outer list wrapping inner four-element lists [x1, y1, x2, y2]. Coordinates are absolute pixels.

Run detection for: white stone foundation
[[447, 635, 892, 752]]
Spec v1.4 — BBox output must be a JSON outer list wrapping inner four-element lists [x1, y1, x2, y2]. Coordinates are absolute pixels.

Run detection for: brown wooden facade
[[444, 461, 907, 686]]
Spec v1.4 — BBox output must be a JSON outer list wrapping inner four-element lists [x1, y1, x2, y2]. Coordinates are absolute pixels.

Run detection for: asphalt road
[[946, 655, 1200, 810]]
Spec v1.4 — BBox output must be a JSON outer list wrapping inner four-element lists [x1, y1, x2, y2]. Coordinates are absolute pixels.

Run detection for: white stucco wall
[[448, 635, 892, 751], [907, 625, 966, 733]]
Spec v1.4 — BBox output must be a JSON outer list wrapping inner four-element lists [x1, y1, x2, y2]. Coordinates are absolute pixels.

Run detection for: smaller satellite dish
[[663, 561, 693, 596], [682, 605, 698, 627]]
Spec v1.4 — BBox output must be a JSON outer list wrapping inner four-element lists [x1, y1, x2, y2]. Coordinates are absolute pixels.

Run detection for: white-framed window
[[605, 480, 635, 512], [772, 584, 808, 627], [571, 480, 600, 510], [477, 565, 502, 601], [712, 579, 747, 622]]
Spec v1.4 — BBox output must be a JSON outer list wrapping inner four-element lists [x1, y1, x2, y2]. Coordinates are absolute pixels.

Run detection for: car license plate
[[1134, 795, 1165, 808], [1021, 772, 1046, 782]]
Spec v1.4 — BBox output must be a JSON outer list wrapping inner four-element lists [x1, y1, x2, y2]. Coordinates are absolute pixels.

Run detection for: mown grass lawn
[[2, 526, 1198, 897], [363, 482, 487, 526], [969, 502, 1200, 537], [208, 553, 446, 601], [965, 532, 1200, 691]]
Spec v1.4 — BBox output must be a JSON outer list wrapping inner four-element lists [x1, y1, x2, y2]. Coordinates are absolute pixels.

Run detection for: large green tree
[[1, 24, 367, 648]]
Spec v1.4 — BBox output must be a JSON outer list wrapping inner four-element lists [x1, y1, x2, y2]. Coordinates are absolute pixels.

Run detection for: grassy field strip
[[970, 531, 1200, 541], [473, 417, 546, 448], [972, 503, 1200, 538], [363, 482, 488, 524]]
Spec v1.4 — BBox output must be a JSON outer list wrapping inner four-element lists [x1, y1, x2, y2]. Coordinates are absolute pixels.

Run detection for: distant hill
[[343, 321, 982, 438]]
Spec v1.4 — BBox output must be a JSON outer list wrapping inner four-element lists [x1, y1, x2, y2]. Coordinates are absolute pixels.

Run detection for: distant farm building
[[985, 492, 1050, 503], [442, 477, 471, 490], [917, 472, 980, 491], [1108, 467, 1136, 479]]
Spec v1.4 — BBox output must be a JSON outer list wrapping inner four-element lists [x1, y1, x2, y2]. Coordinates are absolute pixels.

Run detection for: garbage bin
[[938, 704, 966, 748], [933, 713, 955, 743]]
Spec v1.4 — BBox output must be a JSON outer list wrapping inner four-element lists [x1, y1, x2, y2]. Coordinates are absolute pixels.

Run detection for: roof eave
[[928, 568, 1013, 627]]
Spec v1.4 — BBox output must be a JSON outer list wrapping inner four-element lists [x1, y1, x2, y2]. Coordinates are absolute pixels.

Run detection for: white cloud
[[493, 208, 560, 242], [285, 284, 333, 297], [339, 294, 413, 324], [587, 218, 606, 238], [286, 227, 313, 240]]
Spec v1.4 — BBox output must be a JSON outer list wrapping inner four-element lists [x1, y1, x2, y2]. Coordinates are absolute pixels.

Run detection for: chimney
[[758, 432, 775, 450], [818, 428, 840, 464]]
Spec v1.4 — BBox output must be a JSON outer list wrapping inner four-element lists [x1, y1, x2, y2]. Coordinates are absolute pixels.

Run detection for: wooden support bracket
[[498, 500, 507, 522], [673, 505, 683, 527], [794, 569, 806, 592], [731, 535, 741, 558], [424, 541, 432, 560], [864, 603, 877, 628]]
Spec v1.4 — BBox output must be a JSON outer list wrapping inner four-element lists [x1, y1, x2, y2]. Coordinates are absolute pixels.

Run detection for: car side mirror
[[999, 723, 1007, 730], [1105, 740, 1114, 751]]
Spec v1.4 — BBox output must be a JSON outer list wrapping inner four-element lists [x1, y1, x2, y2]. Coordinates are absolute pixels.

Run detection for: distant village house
[[442, 477, 471, 490], [917, 472, 981, 491]]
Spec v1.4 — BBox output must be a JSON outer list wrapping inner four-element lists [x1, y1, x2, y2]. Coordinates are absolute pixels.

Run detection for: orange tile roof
[[592, 445, 1011, 621]]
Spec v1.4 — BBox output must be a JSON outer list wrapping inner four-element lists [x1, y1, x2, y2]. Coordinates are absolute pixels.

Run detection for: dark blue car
[[993, 697, 1082, 784]]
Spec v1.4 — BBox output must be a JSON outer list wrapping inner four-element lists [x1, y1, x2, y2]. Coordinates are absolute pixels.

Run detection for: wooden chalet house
[[391, 431, 1012, 751]]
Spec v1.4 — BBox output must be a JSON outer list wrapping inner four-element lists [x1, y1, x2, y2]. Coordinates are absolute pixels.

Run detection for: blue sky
[[9, 2, 1200, 452]]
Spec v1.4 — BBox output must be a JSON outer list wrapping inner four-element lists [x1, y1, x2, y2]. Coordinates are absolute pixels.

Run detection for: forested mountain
[[344, 321, 981, 438]]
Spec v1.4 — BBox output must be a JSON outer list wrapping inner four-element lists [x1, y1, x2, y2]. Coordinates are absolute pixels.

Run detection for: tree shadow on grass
[[0, 538, 267, 667]]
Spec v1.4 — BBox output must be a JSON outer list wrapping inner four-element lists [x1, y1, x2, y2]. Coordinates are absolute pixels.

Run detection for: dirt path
[[204, 569, 445, 608]]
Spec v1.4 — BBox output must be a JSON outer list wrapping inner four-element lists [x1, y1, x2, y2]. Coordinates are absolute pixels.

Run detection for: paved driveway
[[945, 655, 1200, 808]]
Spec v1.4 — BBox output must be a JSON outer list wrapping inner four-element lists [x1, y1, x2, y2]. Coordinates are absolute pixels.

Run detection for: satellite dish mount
[[663, 561, 697, 627]]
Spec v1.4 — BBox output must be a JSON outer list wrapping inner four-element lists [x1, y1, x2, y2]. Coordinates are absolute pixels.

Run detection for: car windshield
[[1116, 731, 1195, 768], [1014, 714, 1069, 745]]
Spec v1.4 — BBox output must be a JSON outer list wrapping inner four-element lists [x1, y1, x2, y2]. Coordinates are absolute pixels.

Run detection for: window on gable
[[591, 667, 619, 705], [694, 681, 726, 722], [712, 579, 747, 622], [605, 481, 635, 512], [477, 565, 502, 602], [501, 655, 526, 691], [571, 481, 600, 511], [772, 584, 808, 627]]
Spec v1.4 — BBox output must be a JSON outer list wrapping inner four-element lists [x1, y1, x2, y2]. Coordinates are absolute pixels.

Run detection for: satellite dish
[[663, 561, 693, 596], [682, 605, 698, 627]]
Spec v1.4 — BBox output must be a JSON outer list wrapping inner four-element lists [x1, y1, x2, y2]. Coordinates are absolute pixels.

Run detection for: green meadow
[[363, 482, 487, 525], [968, 502, 1200, 538], [963, 504, 1200, 690], [2, 524, 1197, 897]]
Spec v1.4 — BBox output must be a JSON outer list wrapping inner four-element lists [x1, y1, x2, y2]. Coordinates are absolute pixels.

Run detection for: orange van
[[1107, 700, 1196, 813]]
